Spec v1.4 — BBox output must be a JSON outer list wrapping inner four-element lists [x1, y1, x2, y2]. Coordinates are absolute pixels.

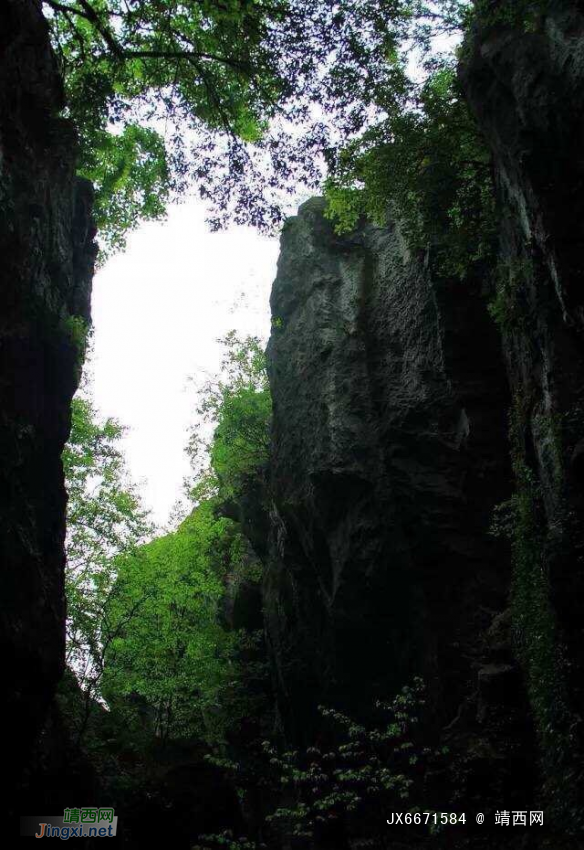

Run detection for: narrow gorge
[[4, 0, 584, 847]]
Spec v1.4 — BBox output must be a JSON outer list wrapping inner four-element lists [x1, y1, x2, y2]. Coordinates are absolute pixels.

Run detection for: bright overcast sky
[[90, 199, 281, 527]]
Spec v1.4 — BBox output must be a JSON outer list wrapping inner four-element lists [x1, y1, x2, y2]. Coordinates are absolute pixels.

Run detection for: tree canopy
[[63, 375, 152, 707], [101, 503, 244, 743], [325, 60, 497, 279], [43, 0, 464, 254], [63, 335, 270, 744], [98, 334, 270, 743]]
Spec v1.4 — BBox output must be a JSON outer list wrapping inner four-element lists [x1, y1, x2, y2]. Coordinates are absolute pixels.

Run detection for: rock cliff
[[461, 0, 584, 826], [4, 0, 584, 841], [260, 1, 584, 836], [0, 0, 96, 810], [264, 200, 527, 805]]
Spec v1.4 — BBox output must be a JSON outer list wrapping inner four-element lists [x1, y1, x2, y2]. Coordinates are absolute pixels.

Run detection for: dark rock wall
[[261, 1, 584, 833], [265, 199, 515, 764], [462, 0, 584, 824], [0, 0, 96, 806]]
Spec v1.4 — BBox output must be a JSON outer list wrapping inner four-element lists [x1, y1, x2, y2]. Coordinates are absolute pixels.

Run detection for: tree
[[323, 5, 498, 280], [100, 503, 247, 744], [263, 679, 438, 848], [63, 372, 152, 728], [42, 0, 426, 253], [98, 332, 273, 744], [194, 678, 444, 850], [187, 332, 271, 505], [63, 337, 271, 746], [325, 64, 496, 278]]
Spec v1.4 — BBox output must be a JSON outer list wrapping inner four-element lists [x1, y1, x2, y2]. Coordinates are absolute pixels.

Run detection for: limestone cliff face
[[462, 0, 584, 821], [0, 0, 96, 802], [264, 201, 520, 781], [261, 2, 584, 831]]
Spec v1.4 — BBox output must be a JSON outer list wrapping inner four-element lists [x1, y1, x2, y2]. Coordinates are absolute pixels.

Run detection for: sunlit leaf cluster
[[187, 331, 271, 505], [101, 502, 244, 743]]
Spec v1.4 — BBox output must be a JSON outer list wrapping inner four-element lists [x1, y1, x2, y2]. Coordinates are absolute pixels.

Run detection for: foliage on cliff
[[322, 1, 498, 278], [325, 63, 496, 278], [195, 678, 443, 850], [43, 0, 422, 253]]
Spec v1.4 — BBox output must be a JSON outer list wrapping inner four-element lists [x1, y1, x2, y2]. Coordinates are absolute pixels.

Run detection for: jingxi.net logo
[[20, 808, 118, 838]]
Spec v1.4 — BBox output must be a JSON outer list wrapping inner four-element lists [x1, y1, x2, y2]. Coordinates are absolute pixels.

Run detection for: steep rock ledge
[[264, 199, 524, 804], [0, 0, 96, 807], [461, 0, 584, 823]]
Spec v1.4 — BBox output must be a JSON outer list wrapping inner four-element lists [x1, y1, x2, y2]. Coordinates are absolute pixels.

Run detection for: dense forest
[[4, 0, 584, 847]]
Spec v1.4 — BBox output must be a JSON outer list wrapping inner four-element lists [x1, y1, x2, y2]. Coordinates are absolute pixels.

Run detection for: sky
[[90, 199, 281, 527]]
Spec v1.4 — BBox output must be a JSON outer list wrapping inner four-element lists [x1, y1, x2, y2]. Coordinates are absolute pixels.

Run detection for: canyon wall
[[3, 0, 584, 841], [461, 0, 584, 825], [0, 0, 96, 811], [261, 1, 584, 835], [264, 199, 527, 808]]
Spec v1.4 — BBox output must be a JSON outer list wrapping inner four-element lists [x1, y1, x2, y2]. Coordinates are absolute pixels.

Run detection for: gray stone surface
[[265, 199, 513, 753]]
